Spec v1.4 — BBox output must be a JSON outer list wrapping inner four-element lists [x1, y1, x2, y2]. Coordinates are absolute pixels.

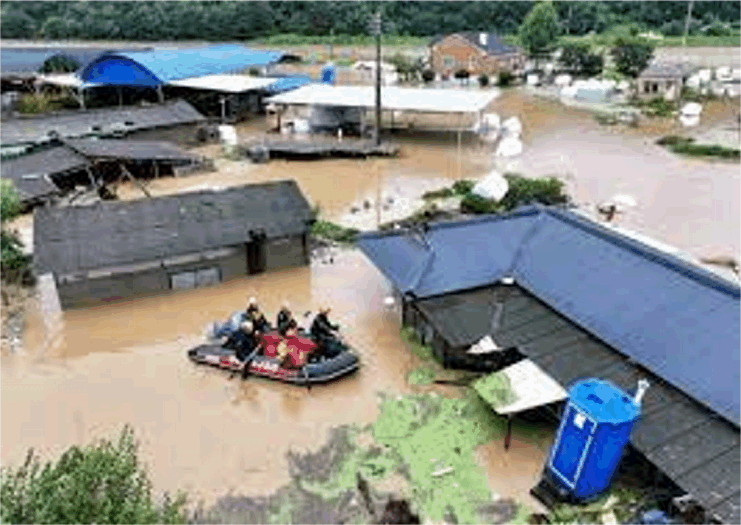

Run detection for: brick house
[[429, 32, 525, 78]]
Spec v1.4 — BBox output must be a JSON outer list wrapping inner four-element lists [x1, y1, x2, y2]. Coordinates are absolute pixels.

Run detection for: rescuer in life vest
[[311, 305, 340, 357], [276, 301, 295, 336], [225, 321, 254, 361], [246, 297, 270, 333]]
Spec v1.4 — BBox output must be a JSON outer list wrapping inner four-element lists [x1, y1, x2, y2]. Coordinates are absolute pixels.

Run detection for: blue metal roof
[[264, 75, 314, 94], [357, 205, 741, 425], [79, 45, 285, 86]]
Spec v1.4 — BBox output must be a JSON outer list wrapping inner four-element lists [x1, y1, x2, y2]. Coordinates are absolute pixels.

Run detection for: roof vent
[[634, 379, 650, 407], [479, 33, 488, 47]]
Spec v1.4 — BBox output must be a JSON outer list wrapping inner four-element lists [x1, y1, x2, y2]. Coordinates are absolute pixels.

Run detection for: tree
[[0, 425, 187, 524], [610, 38, 654, 78], [40, 15, 69, 39], [0, 180, 25, 273], [558, 42, 604, 77], [0, 8, 37, 38], [518, 1, 560, 65]]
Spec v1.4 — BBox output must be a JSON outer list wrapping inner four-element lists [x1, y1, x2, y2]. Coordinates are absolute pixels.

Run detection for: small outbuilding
[[638, 61, 697, 101], [34, 180, 313, 309]]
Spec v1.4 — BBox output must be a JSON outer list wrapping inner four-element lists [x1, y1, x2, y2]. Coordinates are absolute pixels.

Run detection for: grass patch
[[400, 327, 435, 362], [311, 220, 359, 244], [670, 142, 740, 159], [656, 135, 694, 146], [407, 365, 438, 386], [472, 372, 518, 410]]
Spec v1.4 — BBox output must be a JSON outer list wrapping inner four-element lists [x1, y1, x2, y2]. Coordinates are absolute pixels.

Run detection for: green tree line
[[1, 1, 739, 41]]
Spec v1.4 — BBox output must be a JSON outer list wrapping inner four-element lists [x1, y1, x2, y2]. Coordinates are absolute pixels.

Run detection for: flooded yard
[[2, 87, 738, 520]]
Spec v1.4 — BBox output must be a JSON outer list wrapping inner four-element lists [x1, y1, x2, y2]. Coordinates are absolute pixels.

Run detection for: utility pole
[[682, 0, 694, 49], [369, 10, 382, 146]]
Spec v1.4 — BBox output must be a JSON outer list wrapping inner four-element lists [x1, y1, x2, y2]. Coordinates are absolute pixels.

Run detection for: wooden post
[[457, 126, 462, 180], [120, 163, 152, 199], [504, 415, 513, 451]]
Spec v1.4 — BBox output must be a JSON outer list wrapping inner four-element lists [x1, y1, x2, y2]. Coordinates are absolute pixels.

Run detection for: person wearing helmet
[[311, 305, 340, 355], [246, 297, 270, 333], [226, 321, 254, 361], [277, 301, 294, 336]]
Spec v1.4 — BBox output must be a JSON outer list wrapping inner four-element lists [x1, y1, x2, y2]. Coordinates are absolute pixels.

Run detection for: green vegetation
[[311, 220, 359, 244], [498, 70, 516, 87], [0, 425, 188, 524], [3, 2, 739, 43], [656, 135, 740, 160], [558, 42, 604, 77], [421, 187, 455, 200], [452, 179, 475, 195], [610, 39, 655, 78], [0, 180, 27, 276], [460, 193, 500, 214], [518, 1, 560, 64], [478, 73, 490, 88], [632, 96, 676, 118], [560, 32, 741, 47], [472, 372, 518, 409]]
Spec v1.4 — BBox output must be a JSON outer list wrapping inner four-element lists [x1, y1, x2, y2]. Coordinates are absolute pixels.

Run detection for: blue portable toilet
[[547, 378, 645, 501], [321, 63, 336, 85]]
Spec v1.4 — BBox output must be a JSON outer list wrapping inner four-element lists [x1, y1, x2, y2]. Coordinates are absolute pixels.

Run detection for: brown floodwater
[[3, 88, 737, 514]]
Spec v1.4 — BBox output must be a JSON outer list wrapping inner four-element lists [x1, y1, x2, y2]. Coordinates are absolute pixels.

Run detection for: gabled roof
[[33, 180, 312, 276], [639, 61, 697, 79], [1, 146, 89, 202], [1, 99, 205, 147], [430, 32, 520, 56], [79, 45, 285, 86], [358, 205, 741, 426]]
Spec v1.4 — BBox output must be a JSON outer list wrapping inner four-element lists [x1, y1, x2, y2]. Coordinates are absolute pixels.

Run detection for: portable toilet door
[[321, 63, 336, 85], [548, 403, 598, 491]]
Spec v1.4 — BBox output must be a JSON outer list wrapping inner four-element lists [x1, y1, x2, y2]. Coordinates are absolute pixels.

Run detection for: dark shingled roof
[[415, 285, 740, 524], [1, 99, 206, 147], [64, 139, 201, 162], [33, 180, 312, 275], [1, 146, 89, 202], [430, 32, 521, 55]]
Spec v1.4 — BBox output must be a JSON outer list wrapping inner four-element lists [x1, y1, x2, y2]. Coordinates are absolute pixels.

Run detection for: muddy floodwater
[[2, 88, 738, 516]]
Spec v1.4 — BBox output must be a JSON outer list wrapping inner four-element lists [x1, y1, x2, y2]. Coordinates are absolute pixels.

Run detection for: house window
[[652, 83, 659, 93], [169, 266, 221, 289], [644, 82, 651, 93]]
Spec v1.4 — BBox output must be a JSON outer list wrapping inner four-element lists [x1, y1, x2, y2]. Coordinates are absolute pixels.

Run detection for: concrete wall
[[56, 236, 309, 309]]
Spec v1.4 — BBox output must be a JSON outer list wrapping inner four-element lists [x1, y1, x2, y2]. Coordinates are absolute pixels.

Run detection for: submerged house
[[429, 32, 525, 77], [34, 180, 313, 309], [637, 61, 697, 101], [358, 205, 740, 524]]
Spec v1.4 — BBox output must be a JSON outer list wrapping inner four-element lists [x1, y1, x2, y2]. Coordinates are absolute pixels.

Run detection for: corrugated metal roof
[[33, 180, 312, 275], [268, 84, 500, 113], [80, 45, 284, 85], [167, 74, 276, 93], [1, 100, 205, 147], [414, 284, 740, 523], [358, 205, 740, 425], [1, 146, 89, 202], [640, 61, 697, 79]]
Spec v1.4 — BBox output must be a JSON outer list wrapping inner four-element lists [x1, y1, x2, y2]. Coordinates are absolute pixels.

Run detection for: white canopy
[[473, 359, 568, 415], [168, 74, 276, 93], [268, 84, 499, 113], [35, 73, 84, 88], [467, 335, 502, 355]]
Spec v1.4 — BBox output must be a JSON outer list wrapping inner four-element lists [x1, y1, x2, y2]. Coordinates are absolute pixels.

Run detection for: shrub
[[1, 180, 26, 275], [661, 20, 685, 37], [460, 193, 499, 214], [703, 21, 733, 37], [478, 73, 489, 87], [0, 425, 188, 524], [642, 97, 676, 118], [656, 135, 694, 146], [499, 173, 569, 210], [452, 179, 475, 195], [311, 220, 359, 244], [421, 69, 435, 83], [498, 70, 515, 87], [422, 187, 455, 200], [670, 143, 740, 159]]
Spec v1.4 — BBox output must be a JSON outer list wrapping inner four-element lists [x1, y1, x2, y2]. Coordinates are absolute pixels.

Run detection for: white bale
[[679, 114, 700, 127], [501, 116, 522, 136], [716, 66, 731, 79], [483, 113, 501, 129], [732, 69, 741, 81], [617, 80, 631, 92], [686, 75, 701, 89], [681, 102, 702, 116], [698, 69, 712, 83], [496, 137, 523, 157], [293, 119, 310, 134], [472, 171, 509, 201], [527, 74, 540, 86], [554, 74, 572, 87], [218, 125, 238, 146], [561, 85, 578, 98]]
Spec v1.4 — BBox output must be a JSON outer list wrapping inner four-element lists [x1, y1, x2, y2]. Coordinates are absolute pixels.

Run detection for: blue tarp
[[264, 75, 314, 95], [357, 205, 741, 425], [80, 45, 284, 86]]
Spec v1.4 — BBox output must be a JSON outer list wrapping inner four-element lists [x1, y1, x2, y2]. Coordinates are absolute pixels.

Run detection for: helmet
[[282, 301, 290, 310], [320, 304, 332, 314], [240, 321, 253, 332], [248, 297, 257, 306]]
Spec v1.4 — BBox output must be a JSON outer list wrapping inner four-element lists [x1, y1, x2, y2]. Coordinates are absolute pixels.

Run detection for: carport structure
[[74, 45, 290, 109]]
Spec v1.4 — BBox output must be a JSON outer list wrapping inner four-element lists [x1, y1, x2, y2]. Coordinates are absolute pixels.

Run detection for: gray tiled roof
[[415, 285, 740, 524], [1, 146, 89, 202], [1, 99, 206, 147], [33, 180, 312, 275], [639, 61, 697, 79], [64, 139, 200, 162]]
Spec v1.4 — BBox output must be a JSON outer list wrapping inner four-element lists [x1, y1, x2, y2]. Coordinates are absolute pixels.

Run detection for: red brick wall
[[430, 34, 525, 76]]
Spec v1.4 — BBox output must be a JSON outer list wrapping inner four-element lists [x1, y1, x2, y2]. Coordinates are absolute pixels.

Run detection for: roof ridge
[[543, 207, 741, 299]]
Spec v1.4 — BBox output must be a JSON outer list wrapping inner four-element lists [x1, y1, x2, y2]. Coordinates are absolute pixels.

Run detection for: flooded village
[[1, 2, 740, 524]]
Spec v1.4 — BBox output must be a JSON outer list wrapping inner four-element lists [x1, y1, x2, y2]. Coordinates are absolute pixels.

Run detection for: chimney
[[479, 33, 488, 47], [633, 379, 650, 407]]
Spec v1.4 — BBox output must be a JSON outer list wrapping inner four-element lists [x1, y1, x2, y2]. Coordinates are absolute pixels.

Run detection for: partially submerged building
[[358, 205, 740, 523], [429, 32, 525, 78], [34, 180, 313, 309], [638, 61, 697, 101]]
